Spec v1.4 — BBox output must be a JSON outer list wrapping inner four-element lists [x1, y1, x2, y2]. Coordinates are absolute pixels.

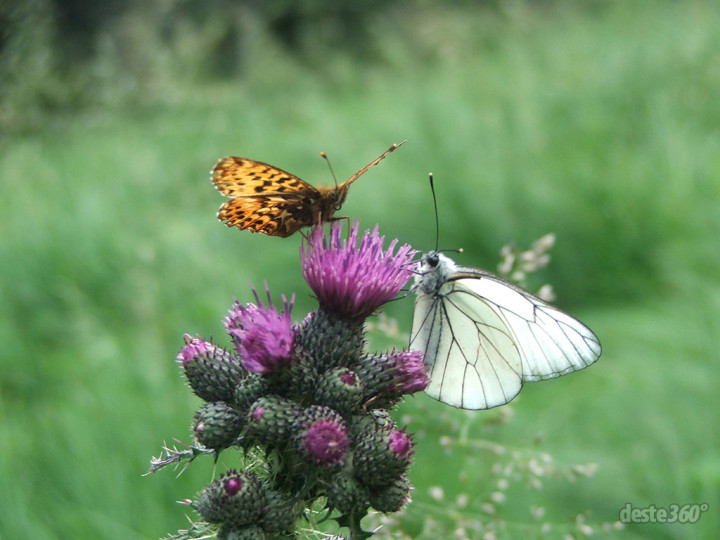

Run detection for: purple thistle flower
[[224, 283, 296, 375], [339, 371, 357, 386], [251, 406, 266, 422], [294, 406, 351, 467], [386, 349, 429, 395], [300, 221, 416, 320], [388, 428, 414, 459], [176, 336, 211, 366], [176, 335, 245, 402], [224, 476, 242, 496], [302, 419, 351, 467]]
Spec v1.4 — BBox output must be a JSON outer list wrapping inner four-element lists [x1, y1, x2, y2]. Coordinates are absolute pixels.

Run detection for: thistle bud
[[276, 343, 319, 402], [193, 401, 244, 451], [195, 470, 265, 526], [295, 309, 365, 373], [261, 490, 303, 534], [368, 474, 411, 513], [326, 471, 370, 515], [348, 409, 394, 440], [293, 405, 350, 467], [353, 426, 415, 486], [246, 395, 302, 447], [315, 367, 365, 417], [355, 349, 428, 407], [177, 336, 245, 402], [216, 523, 265, 540], [233, 372, 270, 413]]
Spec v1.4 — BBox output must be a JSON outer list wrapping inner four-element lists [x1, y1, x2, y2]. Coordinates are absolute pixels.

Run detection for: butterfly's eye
[[334, 203, 342, 211], [426, 252, 440, 268]]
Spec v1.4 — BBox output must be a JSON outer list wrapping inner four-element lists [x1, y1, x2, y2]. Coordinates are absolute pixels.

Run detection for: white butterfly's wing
[[412, 280, 524, 409], [457, 270, 601, 379], [410, 255, 601, 410]]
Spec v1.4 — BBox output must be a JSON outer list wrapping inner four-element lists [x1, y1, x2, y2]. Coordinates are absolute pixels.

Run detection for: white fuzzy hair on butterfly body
[[414, 251, 457, 294], [410, 251, 601, 410]]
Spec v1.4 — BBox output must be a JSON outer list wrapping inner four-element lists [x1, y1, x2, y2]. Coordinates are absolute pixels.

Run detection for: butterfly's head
[[315, 185, 350, 221], [414, 251, 457, 295], [330, 187, 349, 211], [423, 250, 440, 269]]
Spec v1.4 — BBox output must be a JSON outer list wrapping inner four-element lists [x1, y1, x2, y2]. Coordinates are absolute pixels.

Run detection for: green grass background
[[1, 1, 719, 538]]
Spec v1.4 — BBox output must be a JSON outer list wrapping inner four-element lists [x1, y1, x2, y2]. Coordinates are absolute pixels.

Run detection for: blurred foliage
[[1, 0, 392, 128], [0, 0, 611, 131]]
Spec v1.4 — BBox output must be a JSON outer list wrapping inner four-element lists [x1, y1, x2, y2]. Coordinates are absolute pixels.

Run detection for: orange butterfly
[[211, 141, 405, 237]]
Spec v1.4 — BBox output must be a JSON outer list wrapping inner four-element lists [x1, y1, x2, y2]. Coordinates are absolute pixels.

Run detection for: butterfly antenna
[[429, 173, 440, 251], [320, 152, 339, 188], [429, 173, 464, 256], [344, 140, 407, 186]]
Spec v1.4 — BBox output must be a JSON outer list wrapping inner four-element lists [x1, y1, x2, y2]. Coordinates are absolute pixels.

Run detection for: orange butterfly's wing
[[212, 157, 322, 237], [212, 157, 314, 198], [217, 195, 313, 237]]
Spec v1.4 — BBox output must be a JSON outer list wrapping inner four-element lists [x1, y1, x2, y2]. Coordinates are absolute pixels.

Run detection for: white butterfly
[[410, 251, 601, 409]]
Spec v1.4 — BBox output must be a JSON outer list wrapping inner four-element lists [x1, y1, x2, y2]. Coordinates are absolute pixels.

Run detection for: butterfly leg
[[327, 215, 352, 239]]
